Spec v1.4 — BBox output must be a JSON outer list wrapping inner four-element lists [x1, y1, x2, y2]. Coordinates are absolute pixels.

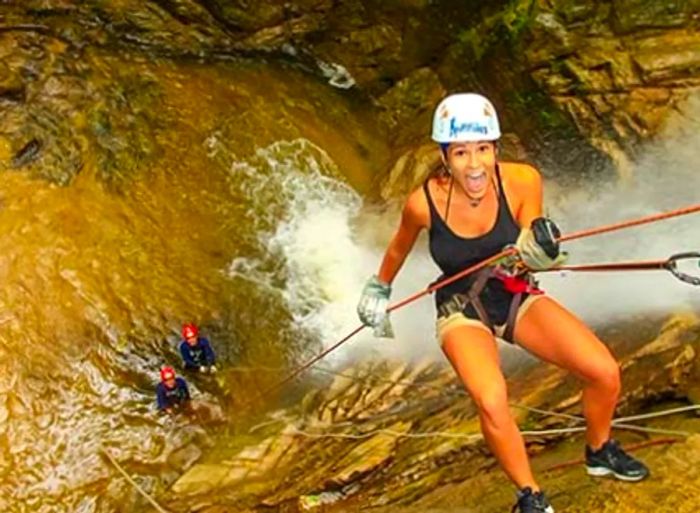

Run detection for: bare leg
[[514, 297, 621, 449], [442, 325, 540, 490]]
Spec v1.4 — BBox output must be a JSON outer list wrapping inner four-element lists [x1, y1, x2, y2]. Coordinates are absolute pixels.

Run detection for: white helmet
[[431, 93, 501, 143]]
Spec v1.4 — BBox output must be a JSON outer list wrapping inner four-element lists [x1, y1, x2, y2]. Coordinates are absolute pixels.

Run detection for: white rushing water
[[229, 97, 700, 369], [226, 139, 442, 365], [543, 95, 700, 322]]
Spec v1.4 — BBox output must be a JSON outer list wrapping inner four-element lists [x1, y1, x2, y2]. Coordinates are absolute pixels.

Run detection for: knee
[[591, 359, 621, 396], [472, 386, 511, 427]]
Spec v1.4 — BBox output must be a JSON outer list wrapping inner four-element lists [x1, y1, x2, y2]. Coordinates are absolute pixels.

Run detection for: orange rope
[[541, 260, 668, 273], [559, 203, 700, 243], [258, 324, 365, 396], [258, 249, 515, 398], [387, 247, 516, 312], [260, 202, 700, 398]]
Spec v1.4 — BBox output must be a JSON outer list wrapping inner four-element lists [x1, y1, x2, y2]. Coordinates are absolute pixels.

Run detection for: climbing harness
[[436, 265, 542, 343]]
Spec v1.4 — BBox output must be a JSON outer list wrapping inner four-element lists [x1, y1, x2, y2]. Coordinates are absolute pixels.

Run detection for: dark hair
[[428, 157, 450, 180]]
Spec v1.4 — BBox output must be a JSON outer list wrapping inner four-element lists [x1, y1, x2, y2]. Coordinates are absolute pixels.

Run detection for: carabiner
[[665, 252, 700, 286]]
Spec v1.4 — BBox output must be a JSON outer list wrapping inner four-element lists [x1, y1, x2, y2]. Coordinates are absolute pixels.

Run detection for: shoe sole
[[586, 465, 648, 482]]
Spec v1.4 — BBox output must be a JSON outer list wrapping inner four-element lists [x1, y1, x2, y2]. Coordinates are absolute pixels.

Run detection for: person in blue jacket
[[156, 366, 191, 415], [179, 323, 217, 373]]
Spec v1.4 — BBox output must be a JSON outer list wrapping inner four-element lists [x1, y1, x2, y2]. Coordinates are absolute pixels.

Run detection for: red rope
[[541, 260, 668, 273], [387, 247, 516, 312], [260, 202, 700, 398], [258, 325, 365, 395], [559, 203, 700, 243]]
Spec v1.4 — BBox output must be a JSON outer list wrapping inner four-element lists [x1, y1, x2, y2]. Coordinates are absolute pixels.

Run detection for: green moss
[[455, 0, 537, 63], [457, 27, 486, 61], [508, 89, 571, 132], [501, 0, 536, 41]]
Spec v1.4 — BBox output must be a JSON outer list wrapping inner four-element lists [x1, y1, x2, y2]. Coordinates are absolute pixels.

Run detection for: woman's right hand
[[357, 275, 394, 338]]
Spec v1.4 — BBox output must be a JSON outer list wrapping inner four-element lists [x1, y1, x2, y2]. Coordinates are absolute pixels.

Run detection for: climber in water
[[179, 323, 217, 374], [156, 366, 192, 415], [156, 365, 226, 424], [356, 93, 649, 512]]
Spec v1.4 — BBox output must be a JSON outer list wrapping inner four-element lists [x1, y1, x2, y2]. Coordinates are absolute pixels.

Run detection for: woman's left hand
[[516, 217, 568, 270]]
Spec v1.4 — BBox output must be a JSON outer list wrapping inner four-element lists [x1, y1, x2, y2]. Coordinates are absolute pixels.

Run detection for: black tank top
[[424, 165, 521, 308]]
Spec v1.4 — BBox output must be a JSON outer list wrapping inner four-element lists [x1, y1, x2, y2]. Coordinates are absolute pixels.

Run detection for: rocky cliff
[[3, 1, 699, 189]]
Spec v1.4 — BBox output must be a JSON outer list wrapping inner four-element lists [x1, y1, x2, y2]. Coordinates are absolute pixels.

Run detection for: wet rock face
[[168, 313, 700, 512], [2, 1, 699, 185], [368, 0, 700, 181], [0, 28, 164, 186], [523, 1, 700, 178], [611, 0, 699, 33]]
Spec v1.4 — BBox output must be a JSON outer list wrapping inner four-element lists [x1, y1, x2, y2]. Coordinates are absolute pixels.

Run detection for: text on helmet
[[449, 118, 488, 138]]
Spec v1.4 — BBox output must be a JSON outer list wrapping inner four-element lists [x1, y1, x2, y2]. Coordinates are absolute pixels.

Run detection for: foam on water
[[226, 139, 443, 365]]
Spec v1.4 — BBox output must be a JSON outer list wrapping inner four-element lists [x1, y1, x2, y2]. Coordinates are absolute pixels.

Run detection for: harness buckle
[[438, 293, 468, 318]]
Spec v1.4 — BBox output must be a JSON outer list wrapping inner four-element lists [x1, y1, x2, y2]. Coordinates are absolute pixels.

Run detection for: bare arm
[[514, 165, 544, 229], [376, 190, 427, 284]]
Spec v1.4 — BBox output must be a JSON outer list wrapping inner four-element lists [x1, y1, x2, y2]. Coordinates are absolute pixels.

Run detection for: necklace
[[467, 175, 498, 207]]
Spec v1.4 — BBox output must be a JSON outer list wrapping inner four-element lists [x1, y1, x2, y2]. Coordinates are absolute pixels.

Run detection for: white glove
[[199, 366, 207, 373], [357, 275, 395, 338], [209, 365, 217, 373], [515, 218, 567, 270]]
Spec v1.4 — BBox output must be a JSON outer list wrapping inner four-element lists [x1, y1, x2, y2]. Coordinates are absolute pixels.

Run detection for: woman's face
[[443, 141, 497, 202]]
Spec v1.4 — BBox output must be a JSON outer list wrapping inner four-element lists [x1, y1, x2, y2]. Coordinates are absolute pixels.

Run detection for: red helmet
[[160, 366, 176, 382], [182, 323, 198, 339]]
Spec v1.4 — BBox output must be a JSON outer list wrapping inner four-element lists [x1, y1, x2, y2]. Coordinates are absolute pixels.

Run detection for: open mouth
[[464, 171, 487, 194]]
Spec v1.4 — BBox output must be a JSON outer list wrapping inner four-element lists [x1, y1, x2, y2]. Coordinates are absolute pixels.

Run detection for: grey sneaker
[[585, 439, 650, 482], [511, 487, 555, 513]]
